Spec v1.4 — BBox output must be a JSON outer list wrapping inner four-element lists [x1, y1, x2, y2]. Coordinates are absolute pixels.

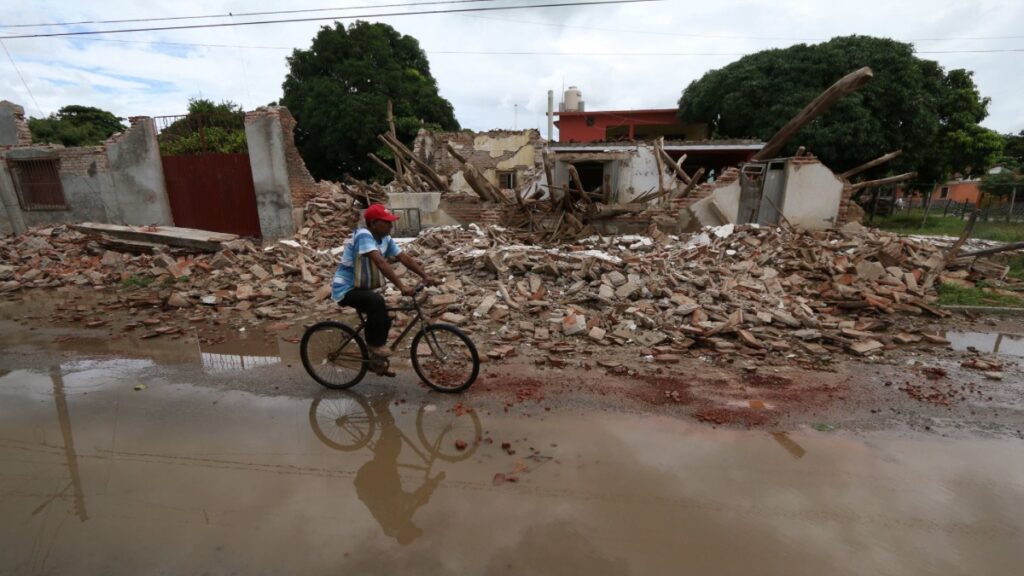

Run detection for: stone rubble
[[0, 186, 1020, 364]]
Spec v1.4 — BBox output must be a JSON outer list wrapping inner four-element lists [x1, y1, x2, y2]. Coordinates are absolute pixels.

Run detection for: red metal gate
[[162, 153, 262, 238]]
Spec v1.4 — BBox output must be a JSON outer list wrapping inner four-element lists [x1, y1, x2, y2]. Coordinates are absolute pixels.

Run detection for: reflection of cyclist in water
[[353, 396, 445, 545]]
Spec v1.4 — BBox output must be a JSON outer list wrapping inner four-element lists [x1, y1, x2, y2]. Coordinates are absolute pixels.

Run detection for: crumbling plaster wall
[[0, 113, 172, 235], [414, 129, 544, 193], [245, 107, 297, 241], [0, 101, 33, 147], [551, 145, 672, 204], [782, 159, 844, 229], [245, 105, 338, 240], [681, 157, 843, 231], [104, 117, 173, 226], [387, 191, 462, 230]]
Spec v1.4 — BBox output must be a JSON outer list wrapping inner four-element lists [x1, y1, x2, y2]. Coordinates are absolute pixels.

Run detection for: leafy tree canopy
[[281, 21, 459, 181], [1001, 131, 1024, 166], [158, 98, 247, 155], [677, 35, 1003, 184], [28, 105, 126, 146]]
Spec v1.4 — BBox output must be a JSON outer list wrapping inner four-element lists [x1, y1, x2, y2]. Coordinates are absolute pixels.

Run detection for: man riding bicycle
[[331, 204, 436, 358]]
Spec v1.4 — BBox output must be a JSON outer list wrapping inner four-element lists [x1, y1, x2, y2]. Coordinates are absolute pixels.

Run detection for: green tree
[[677, 35, 1003, 183], [281, 21, 459, 181], [980, 159, 1022, 200], [158, 98, 247, 155], [1002, 131, 1024, 165], [28, 105, 126, 146]]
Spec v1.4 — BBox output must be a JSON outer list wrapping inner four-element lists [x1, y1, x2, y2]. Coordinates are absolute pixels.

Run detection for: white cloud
[[1, 0, 1021, 136]]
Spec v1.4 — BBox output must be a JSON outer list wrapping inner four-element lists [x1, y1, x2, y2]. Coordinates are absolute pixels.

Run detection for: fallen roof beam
[[840, 150, 903, 180], [752, 67, 874, 162], [848, 171, 916, 191]]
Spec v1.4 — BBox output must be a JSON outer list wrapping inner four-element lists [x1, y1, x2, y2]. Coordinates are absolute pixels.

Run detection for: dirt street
[[1, 296, 1023, 575]]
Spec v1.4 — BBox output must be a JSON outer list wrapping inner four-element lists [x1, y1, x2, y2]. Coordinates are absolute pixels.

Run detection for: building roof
[[554, 108, 678, 117], [548, 139, 764, 152]]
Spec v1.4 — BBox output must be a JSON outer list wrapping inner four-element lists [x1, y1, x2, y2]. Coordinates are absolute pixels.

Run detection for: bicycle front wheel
[[300, 321, 368, 389], [410, 324, 480, 393]]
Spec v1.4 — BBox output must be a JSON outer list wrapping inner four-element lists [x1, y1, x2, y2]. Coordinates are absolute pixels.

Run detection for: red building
[[552, 107, 761, 174], [554, 108, 707, 143]]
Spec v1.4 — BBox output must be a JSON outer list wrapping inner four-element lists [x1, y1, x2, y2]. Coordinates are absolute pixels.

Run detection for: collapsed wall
[[413, 128, 544, 194], [0, 111, 173, 236]]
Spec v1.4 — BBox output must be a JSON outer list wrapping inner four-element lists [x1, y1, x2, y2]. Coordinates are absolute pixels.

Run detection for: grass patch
[[937, 282, 1024, 308], [873, 211, 1024, 243], [121, 275, 154, 289], [1008, 255, 1024, 279]]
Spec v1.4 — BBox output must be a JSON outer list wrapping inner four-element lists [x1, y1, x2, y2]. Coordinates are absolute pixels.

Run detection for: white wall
[[781, 162, 844, 230]]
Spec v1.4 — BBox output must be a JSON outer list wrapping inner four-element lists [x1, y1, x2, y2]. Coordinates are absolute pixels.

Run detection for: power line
[[2, 0, 504, 29], [0, 0, 661, 39], [0, 39, 43, 116], [12, 34, 1024, 56], [6, 2, 1024, 44]]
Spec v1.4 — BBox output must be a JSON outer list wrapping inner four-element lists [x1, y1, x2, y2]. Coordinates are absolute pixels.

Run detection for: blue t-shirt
[[331, 228, 402, 302]]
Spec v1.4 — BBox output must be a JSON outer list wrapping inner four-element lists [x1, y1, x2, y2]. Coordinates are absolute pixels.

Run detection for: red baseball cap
[[364, 204, 400, 222]]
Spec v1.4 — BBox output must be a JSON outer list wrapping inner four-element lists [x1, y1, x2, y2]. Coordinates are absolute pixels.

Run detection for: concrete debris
[[1, 184, 1021, 359]]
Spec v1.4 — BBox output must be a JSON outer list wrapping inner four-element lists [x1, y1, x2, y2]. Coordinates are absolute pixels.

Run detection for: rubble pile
[[295, 183, 360, 250], [0, 194, 1020, 361], [400, 221, 1021, 361]]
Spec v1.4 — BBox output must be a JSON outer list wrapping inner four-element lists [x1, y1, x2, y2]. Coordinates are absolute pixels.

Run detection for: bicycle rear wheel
[[410, 324, 480, 393], [300, 321, 368, 389]]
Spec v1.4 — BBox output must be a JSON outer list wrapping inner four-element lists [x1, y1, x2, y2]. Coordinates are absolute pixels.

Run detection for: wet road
[[1, 352, 1023, 576]]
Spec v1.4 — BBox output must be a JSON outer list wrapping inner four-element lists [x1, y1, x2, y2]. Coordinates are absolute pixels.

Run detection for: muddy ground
[[1, 289, 1021, 439], [1, 290, 1023, 575]]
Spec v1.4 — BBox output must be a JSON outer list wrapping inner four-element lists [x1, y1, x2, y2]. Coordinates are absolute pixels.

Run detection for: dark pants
[[340, 289, 390, 347]]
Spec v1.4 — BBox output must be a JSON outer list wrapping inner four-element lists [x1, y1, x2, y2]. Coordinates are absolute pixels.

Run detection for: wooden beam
[[367, 153, 399, 178], [653, 137, 666, 195], [959, 241, 1024, 258], [923, 210, 979, 290], [72, 223, 237, 252], [386, 99, 403, 179], [378, 133, 448, 192], [707, 198, 730, 225], [848, 171, 916, 191], [675, 167, 706, 199], [657, 145, 690, 185], [839, 149, 903, 180], [752, 67, 874, 161]]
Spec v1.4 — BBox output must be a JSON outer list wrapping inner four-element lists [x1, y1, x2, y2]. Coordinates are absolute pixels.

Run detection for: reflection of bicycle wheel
[[309, 394, 376, 451], [416, 404, 483, 462]]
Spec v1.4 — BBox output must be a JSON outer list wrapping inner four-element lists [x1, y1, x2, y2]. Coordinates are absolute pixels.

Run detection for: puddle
[[946, 331, 1024, 357], [1, 360, 1022, 575]]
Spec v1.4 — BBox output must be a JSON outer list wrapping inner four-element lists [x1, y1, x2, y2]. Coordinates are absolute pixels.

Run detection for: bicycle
[[308, 392, 482, 461], [300, 284, 481, 393]]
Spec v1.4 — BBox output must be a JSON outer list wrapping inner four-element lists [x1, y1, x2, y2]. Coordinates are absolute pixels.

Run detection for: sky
[[1, 0, 1022, 140]]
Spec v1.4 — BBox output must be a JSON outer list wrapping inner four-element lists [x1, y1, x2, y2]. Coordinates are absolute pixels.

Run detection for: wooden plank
[[848, 171, 916, 191], [839, 149, 903, 180], [72, 222, 238, 252], [658, 145, 690, 185], [707, 198, 731, 225], [752, 67, 874, 161], [923, 210, 979, 290]]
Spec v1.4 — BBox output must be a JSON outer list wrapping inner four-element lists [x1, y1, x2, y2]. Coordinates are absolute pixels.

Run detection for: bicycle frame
[[329, 286, 446, 363], [349, 289, 430, 352]]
